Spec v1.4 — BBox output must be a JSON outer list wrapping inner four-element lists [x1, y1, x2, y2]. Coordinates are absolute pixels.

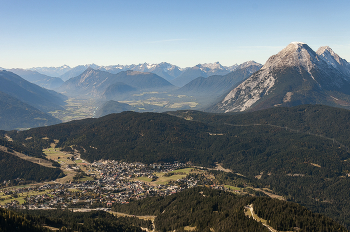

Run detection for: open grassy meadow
[[224, 185, 242, 191], [0, 189, 52, 205], [169, 168, 193, 174], [43, 142, 93, 183], [154, 173, 187, 185]]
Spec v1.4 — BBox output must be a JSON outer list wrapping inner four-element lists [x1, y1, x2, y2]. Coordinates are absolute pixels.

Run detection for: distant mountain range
[[100, 62, 183, 82], [4, 41, 350, 122], [8, 68, 64, 89], [0, 70, 65, 130], [56, 62, 262, 113], [0, 70, 66, 113], [170, 62, 238, 87], [177, 61, 262, 97], [29, 65, 71, 77], [211, 42, 350, 113], [58, 68, 175, 97], [58, 64, 100, 82], [0, 91, 61, 130], [27, 62, 244, 83]]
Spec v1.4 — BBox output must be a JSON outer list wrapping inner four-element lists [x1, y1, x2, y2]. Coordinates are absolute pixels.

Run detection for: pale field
[[169, 168, 193, 174], [134, 168, 200, 185], [154, 173, 187, 185], [168, 102, 198, 108], [184, 226, 197, 231], [138, 168, 204, 186], [110, 211, 156, 221]]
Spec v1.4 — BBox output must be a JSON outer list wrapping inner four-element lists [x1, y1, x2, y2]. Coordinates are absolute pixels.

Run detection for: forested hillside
[[0, 151, 62, 183], [0, 91, 61, 130], [113, 187, 346, 232], [0, 137, 63, 183], [6, 105, 350, 228], [0, 208, 147, 232], [177, 104, 350, 147], [9, 110, 350, 175], [3, 187, 344, 231], [0, 70, 66, 113]]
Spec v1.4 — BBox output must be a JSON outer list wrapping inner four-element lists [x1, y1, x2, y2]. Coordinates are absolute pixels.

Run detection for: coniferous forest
[[113, 187, 347, 232], [0, 207, 148, 232], [4, 104, 350, 229]]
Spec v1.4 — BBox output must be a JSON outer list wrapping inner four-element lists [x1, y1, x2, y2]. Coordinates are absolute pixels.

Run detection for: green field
[[224, 185, 242, 191], [154, 173, 187, 185], [134, 168, 196, 185], [0, 190, 52, 205], [137, 176, 153, 182], [170, 168, 193, 174]]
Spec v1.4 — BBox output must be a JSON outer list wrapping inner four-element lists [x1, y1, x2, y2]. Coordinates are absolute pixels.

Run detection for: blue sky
[[1, 0, 349, 69]]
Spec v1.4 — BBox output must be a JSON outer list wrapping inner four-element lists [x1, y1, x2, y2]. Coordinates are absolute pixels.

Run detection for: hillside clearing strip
[[0, 145, 54, 168], [110, 211, 156, 232], [245, 204, 277, 232]]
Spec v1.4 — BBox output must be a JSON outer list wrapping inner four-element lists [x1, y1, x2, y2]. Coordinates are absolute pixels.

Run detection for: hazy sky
[[1, 0, 349, 69]]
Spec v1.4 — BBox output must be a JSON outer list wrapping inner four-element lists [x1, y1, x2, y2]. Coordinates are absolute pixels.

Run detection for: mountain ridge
[[29, 61, 241, 84], [170, 61, 242, 87], [0, 70, 67, 113], [177, 61, 262, 96], [0, 91, 61, 130], [8, 68, 64, 89]]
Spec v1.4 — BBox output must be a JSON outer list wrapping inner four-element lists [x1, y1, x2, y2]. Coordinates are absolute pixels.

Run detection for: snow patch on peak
[[291, 41, 306, 45], [237, 60, 262, 69], [147, 63, 156, 70], [199, 62, 224, 70]]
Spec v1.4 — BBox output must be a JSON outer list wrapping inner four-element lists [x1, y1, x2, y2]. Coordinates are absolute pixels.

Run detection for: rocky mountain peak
[[213, 42, 350, 113], [317, 46, 342, 66], [316, 46, 350, 79], [317, 46, 333, 55], [263, 42, 318, 72], [78, 67, 100, 83], [237, 60, 262, 69]]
